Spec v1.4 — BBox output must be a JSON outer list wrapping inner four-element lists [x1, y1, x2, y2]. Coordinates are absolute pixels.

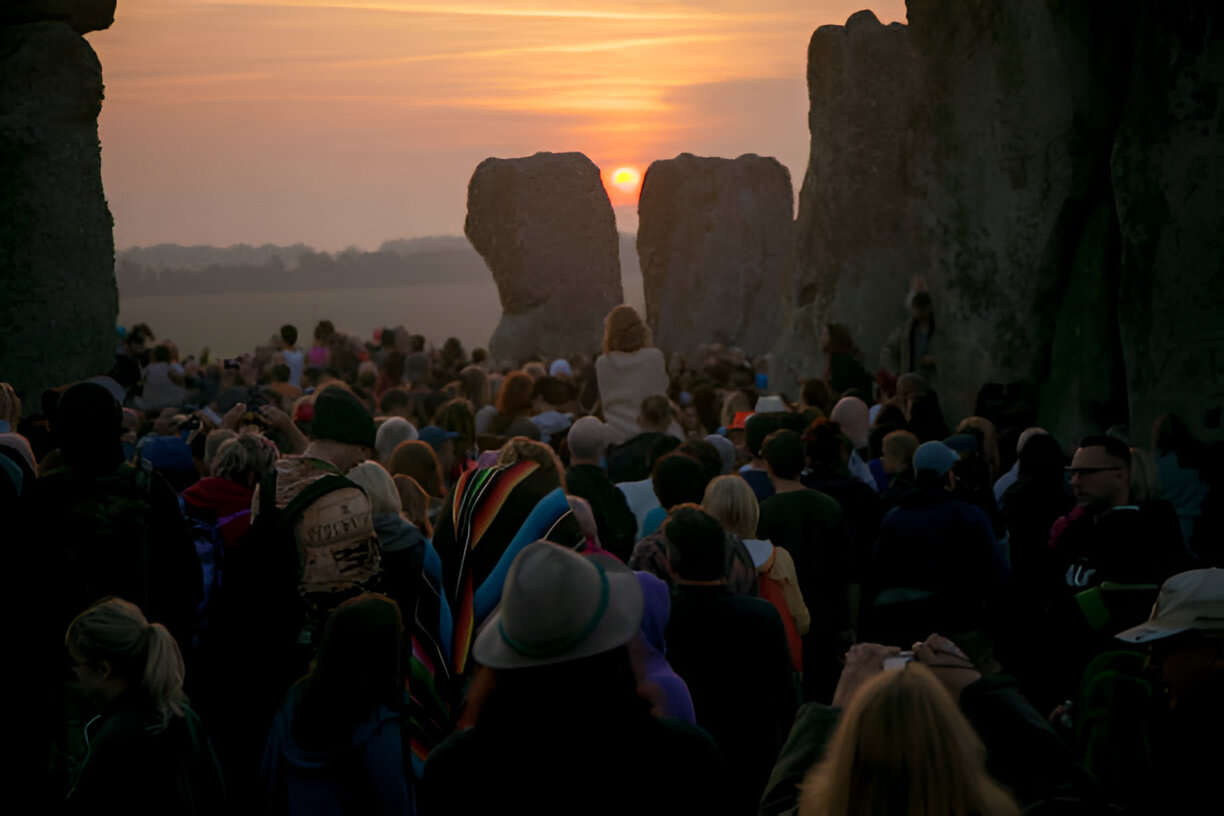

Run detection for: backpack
[[257, 462, 383, 640], [57, 461, 158, 615], [1072, 649, 1156, 806], [183, 502, 250, 647]]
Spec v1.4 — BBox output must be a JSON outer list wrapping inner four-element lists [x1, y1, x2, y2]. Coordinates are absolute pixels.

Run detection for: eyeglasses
[[1066, 466, 1123, 475]]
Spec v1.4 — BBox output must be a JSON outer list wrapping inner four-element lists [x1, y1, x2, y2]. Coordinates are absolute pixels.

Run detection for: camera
[[882, 651, 916, 671]]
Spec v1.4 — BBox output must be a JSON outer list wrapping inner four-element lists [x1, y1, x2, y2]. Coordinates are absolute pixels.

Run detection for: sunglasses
[[1066, 466, 1123, 475]]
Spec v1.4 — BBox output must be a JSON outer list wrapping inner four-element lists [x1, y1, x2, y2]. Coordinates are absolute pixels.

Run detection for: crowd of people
[[3, 296, 1221, 814]]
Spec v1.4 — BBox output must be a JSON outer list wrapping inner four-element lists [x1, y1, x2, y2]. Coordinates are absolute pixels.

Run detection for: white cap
[[1115, 568, 1224, 644]]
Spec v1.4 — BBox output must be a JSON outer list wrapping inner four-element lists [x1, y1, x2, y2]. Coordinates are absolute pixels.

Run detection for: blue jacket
[[874, 488, 1008, 597], [261, 684, 413, 815]]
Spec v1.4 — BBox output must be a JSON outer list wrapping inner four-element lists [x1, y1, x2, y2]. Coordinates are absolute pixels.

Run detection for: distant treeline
[[117, 236, 489, 297]]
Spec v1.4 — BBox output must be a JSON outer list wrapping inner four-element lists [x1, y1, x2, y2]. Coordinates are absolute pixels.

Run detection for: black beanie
[[311, 387, 376, 449]]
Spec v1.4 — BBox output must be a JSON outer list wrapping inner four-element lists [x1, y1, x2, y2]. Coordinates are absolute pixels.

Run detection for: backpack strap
[[280, 474, 365, 530]]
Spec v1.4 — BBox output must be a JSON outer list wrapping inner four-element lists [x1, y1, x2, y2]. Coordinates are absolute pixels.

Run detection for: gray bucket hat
[[473, 541, 644, 670]]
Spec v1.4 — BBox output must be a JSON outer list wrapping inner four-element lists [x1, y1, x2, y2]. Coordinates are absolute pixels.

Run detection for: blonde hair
[[211, 432, 277, 483], [702, 475, 760, 539], [0, 382, 20, 427], [496, 436, 561, 487], [602, 305, 652, 355], [65, 598, 187, 727], [799, 664, 1019, 816], [347, 460, 403, 515]]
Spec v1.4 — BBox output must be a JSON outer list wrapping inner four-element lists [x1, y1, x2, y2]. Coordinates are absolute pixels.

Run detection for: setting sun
[[611, 166, 641, 192]]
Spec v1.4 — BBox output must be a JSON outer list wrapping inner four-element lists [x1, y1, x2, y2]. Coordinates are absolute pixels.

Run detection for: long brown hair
[[799, 664, 1020, 816], [602, 305, 652, 355]]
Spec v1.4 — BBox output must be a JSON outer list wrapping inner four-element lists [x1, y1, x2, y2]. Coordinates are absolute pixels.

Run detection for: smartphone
[[883, 651, 916, 671]]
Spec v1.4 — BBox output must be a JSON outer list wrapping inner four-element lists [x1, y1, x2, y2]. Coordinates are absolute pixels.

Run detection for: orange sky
[[86, 1, 906, 251]]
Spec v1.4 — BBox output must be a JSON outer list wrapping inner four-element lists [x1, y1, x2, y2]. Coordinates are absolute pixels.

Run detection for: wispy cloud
[[211, 1, 788, 22]]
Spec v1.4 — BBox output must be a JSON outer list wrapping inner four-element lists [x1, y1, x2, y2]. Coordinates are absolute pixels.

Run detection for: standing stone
[[784, 11, 920, 382], [464, 152, 622, 363], [1111, 3, 1224, 447], [785, 2, 1117, 427], [637, 153, 796, 362], [1, 19, 117, 409]]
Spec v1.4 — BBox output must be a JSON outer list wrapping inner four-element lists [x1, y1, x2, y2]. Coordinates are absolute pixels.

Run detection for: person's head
[[313, 320, 335, 343], [762, 429, 804, 482], [567, 416, 609, 465], [0, 382, 22, 428], [202, 428, 237, 474], [702, 474, 759, 539], [418, 425, 459, 475], [459, 365, 491, 407], [375, 416, 418, 464], [53, 382, 124, 474], [293, 594, 404, 750], [212, 432, 278, 488], [637, 394, 672, 433], [280, 324, 298, 347], [651, 452, 710, 510], [432, 398, 475, 457], [745, 412, 782, 459], [602, 304, 652, 355], [799, 663, 1019, 816], [912, 440, 960, 491], [664, 504, 727, 583], [496, 371, 535, 418], [894, 373, 929, 407], [801, 378, 834, 415], [956, 416, 1000, 479], [346, 460, 403, 515], [1016, 431, 1063, 479], [830, 396, 870, 450], [1116, 568, 1224, 710], [821, 323, 856, 355], [497, 436, 564, 489], [531, 376, 577, 414], [1069, 434, 1132, 510], [677, 438, 723, 486], [881, 430, 920, 476], [270, 363, 291, 384], [309, 385, 378, 470], [472, 541, 643, 673], [66, 597, 186, 725], [804, 417, 851, 470], [387, 440, 444, 498]]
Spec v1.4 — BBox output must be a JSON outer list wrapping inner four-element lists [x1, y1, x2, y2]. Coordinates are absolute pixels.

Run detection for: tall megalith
[[464, 152, 623, 363], [1111, 3, 1224, 447], [637, 153, 796, 362], [1, 3, 118, 409]]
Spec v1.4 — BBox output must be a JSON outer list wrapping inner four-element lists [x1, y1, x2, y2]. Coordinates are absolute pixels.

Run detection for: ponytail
[[66, 597, 188, 727], [142, 622, 187, 724]]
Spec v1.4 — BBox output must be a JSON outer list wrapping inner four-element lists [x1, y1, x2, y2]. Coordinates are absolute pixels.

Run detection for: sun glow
[[611, 166, 640, 192]]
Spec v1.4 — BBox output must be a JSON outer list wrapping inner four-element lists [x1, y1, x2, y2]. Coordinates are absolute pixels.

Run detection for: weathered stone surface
[[464, 152, 623, 363], [0, 0, 116, 35], [637, 153, 796, 362], [1111, 4, 1224, 447], [782, 10, 919, 382], [783, 2, 1130, 430], [0, 21, 117, 408]]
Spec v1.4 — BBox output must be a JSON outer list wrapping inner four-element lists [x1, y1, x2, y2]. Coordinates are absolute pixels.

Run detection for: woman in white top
[[595, 305, 671, 446]]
